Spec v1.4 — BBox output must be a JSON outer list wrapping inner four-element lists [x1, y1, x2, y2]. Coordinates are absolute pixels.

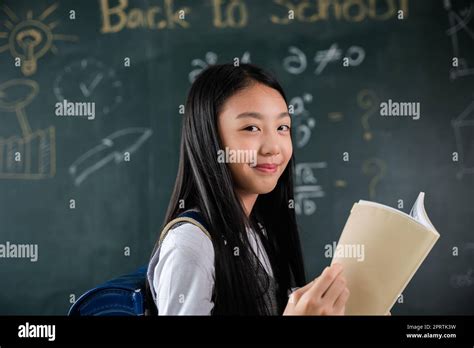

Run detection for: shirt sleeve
[[152, 223, 215, 315]]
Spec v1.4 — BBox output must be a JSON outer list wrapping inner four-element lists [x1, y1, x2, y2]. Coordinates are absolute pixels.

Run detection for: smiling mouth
[[253, 163, 278, 174]]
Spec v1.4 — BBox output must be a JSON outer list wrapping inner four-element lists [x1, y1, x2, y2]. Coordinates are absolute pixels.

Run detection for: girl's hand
[[283, 263, 350, 315]]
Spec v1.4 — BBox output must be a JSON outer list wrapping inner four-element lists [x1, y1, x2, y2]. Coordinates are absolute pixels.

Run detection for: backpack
[[67, 210, 210, 316]]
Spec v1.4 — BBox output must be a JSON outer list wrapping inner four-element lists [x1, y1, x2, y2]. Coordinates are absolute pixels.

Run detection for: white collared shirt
[[147, 222, 273, 315]]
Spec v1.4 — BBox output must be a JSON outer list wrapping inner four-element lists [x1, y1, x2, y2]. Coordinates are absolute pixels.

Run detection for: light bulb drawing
[[0, 3, 78, 76]]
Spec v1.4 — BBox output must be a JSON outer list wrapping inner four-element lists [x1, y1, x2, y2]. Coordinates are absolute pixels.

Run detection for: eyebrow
[[235, 112, 291, 120]]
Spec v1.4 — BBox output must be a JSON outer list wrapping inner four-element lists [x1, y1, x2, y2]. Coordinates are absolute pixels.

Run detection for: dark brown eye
[[244, 125, 259, 132]]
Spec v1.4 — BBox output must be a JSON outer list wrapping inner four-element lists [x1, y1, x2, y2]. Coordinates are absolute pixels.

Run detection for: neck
[[235, 189, 258, 218]]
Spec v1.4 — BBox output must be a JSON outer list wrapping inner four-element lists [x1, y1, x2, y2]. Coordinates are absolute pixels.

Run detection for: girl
[[145, 63, 350, 315]]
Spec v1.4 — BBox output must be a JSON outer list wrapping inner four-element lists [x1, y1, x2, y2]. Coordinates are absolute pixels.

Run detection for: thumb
[[289, 277, 318, 302]]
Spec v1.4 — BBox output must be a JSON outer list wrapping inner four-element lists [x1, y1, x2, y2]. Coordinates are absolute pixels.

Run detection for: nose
[[260, 130, 281, 157]]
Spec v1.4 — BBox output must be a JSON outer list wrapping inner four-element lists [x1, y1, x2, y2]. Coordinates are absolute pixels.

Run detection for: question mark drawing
[[357, 89, 379, 141], [362, 158, 387, 200]]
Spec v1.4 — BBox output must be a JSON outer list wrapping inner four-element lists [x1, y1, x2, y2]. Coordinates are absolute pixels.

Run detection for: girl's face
[[218, 82, 292, 195]]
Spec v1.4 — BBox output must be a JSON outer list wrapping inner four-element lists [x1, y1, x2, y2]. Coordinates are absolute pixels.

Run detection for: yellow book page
[[331, 203, 440, 315]]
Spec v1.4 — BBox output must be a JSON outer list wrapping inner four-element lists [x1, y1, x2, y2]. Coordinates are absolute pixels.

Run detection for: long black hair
[[145, 63, 306, 315]]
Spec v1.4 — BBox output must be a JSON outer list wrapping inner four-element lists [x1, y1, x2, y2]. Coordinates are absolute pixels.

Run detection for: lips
[[254, 163, 278, 173]]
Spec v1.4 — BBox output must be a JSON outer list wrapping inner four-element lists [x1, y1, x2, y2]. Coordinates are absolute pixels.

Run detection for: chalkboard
[[0, 0, 473, 315]]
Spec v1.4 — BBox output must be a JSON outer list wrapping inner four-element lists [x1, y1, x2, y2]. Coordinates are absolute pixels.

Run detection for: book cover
[[331, 192, 440, 315]]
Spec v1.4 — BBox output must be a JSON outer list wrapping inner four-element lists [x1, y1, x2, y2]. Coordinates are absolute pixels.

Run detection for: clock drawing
[[54, 58, 123, 116]]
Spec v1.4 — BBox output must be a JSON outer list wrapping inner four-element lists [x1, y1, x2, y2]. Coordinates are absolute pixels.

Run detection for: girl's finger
[[323, 275, 347, 306], [305, 264, 343, 300], [333, 286, 350, 314]]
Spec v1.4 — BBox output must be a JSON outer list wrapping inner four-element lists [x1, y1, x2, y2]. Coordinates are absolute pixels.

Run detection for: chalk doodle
[[69, 128, 153, 186], [282, 46, 307, 75], [54, 58, 123, 116], [283, 44, 365, 75], [357, 89, 379, 141], [314, 43, 365, 75], [362, 158, 387, 200], [0, 3, 78, 76], [445, 0, 474, 79], [0, 3, 78, 179], [294, 162, 327, 215], [188, 51, 251, 83], [0, 79, 55, 179], [452, 100, 474, 179], [289, 93, 315, 148]]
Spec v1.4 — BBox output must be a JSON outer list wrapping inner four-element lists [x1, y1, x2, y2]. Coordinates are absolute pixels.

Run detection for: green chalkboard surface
[[0, 0, 473, 315]]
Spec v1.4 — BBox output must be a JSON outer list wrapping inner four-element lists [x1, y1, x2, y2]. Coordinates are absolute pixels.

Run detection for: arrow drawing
[[69, 127, 153, 186]]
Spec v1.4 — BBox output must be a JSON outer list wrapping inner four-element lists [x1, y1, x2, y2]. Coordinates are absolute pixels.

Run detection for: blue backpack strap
[[177, 210, 209, 230], [158, 210, 212, 246]]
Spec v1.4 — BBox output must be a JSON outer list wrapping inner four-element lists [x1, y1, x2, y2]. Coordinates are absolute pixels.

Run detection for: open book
[[330, 192, 440, 315]]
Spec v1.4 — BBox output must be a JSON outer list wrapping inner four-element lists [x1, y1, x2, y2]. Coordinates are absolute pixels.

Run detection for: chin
[[254, 182, 278, 194]]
